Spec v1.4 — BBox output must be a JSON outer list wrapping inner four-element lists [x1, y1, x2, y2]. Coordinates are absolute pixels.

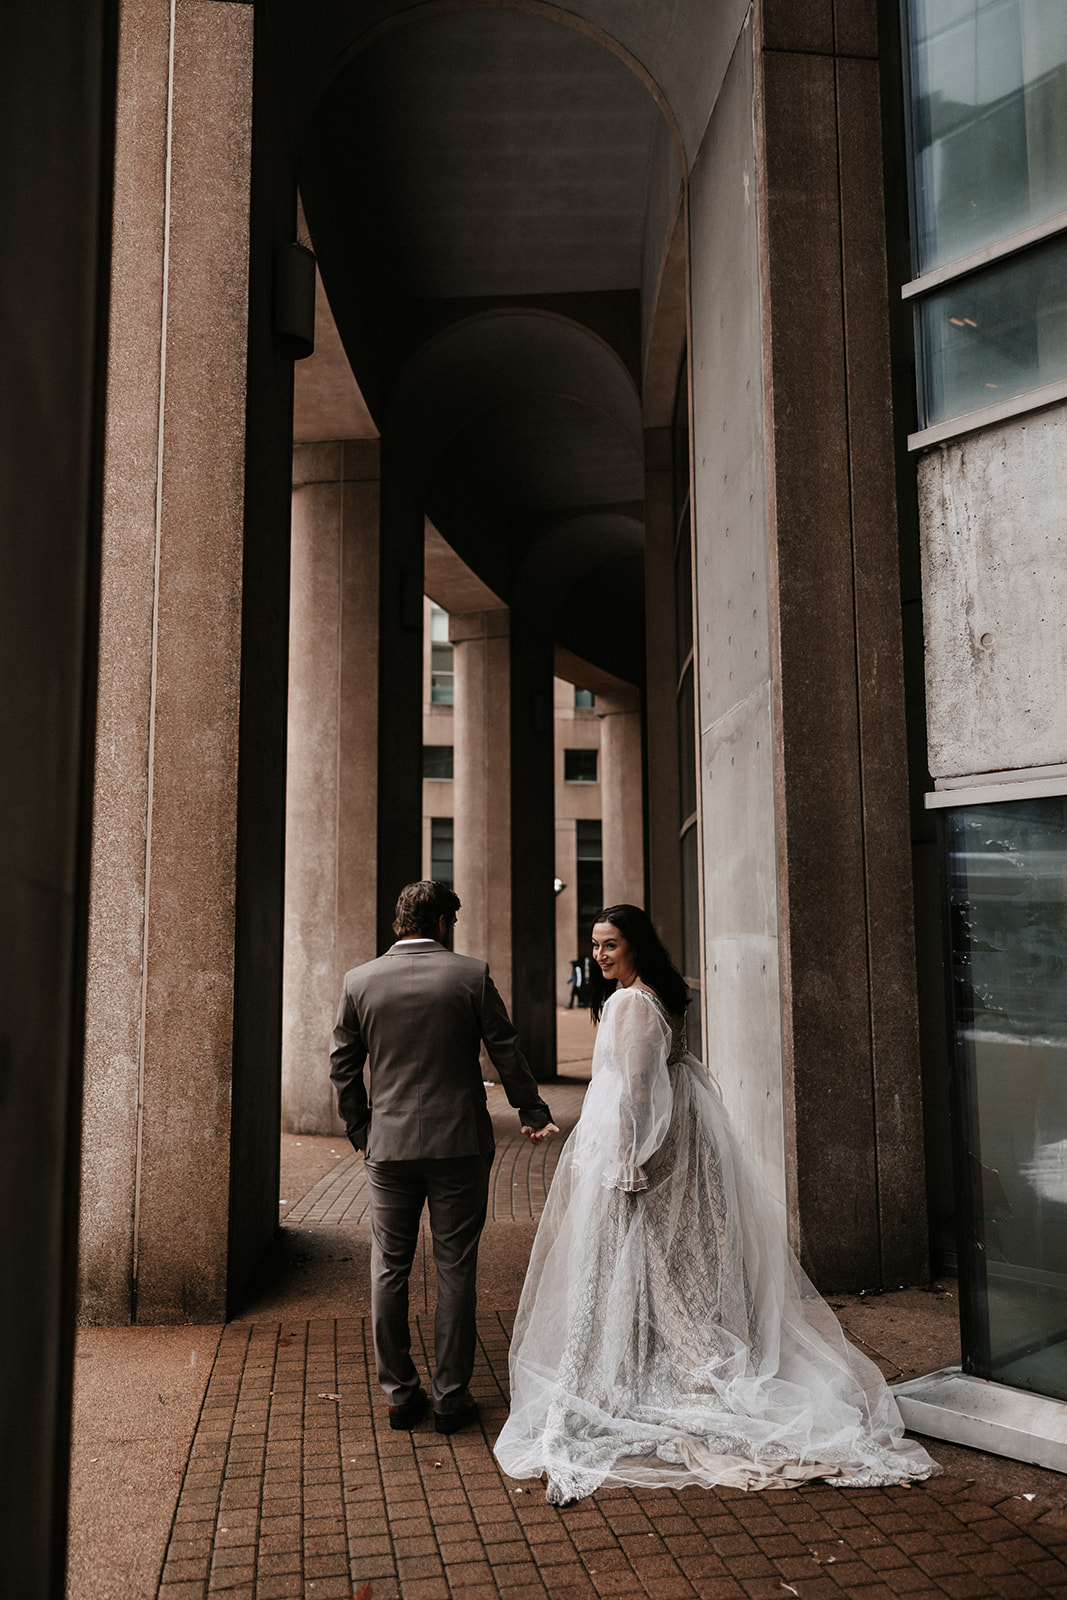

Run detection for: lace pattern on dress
[[494, 987, 939, 1503]]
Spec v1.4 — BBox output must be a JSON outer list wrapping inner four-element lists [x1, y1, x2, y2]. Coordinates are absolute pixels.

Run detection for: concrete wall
[[598, 688, 646, 909], [553, 682, 602, 1003], [282, 442, 380, 1136], [375, 440, 426, 951], [918, 404, 1067, 779], [509, 616, 559, 1078], [227, 1, 305, 1311], [451, 610, 514, 1007], [689, 16, 788, 1220], [0, 0, 116, 1587]]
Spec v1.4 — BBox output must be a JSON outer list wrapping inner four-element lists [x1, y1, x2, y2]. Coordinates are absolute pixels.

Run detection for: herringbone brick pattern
[[283, 1084, 588, 1227], [157, 1316, 1067, 1600]]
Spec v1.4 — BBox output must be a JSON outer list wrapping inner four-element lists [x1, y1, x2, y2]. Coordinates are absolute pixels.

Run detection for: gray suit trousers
[[364, 1154, 493, 1413]]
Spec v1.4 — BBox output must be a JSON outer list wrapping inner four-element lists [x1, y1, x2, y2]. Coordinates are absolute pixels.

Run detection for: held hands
[[522, 1121, 560, 1142]]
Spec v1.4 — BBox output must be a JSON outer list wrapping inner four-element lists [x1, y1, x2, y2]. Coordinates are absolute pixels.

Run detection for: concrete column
[[450, 608, 513, 1007], [687, 8, 926, 1290], [79, 0, 255, 1324], [756, 2, 926, 1287], [597, 686, 645, 908], [643, 428, 683, 956], [282, 441, 379, 1134], [690, 23, 784, 1229], [554, 820, 579, 1006], [509, 614, 558, 1079], [376, 441, 425, 951]]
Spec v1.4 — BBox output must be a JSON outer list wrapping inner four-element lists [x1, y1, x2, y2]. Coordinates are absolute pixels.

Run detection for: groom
[[330, 880, 558, 1433]]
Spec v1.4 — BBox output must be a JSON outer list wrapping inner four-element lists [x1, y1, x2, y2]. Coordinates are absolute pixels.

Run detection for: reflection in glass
[[908, 0, 1067, 273], [429, 816, 454, 887], [674, 528, 693, 676], [918, 231, 1067, 423], [576, 820, 604, 949], [946, 797, 1067, 1401], [422, 744, 454, 780], [680, 820, 702, 1060], [676, 666, 696, 827], [429, 604, 454, 704]]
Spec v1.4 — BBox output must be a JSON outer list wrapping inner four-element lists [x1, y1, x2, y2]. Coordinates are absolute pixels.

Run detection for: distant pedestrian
[[566, 956, 583, 1008], [330, 880, 558, 1435]]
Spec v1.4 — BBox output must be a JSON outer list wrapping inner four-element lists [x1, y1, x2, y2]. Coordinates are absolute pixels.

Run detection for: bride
[[493, 904, 939, 1505]]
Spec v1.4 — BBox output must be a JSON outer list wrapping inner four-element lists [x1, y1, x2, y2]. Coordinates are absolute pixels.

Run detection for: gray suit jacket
[[330, 940, 552, 1160]]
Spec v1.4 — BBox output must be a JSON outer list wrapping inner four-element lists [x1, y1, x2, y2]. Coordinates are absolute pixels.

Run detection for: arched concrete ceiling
[[383, 311, 644, 672], [515, 512, 644, 617], [385, 312, 642, 489], [318, 11, 660, 298], [447, 395, 642, 511], [272, 0, 717, 683], [265, 0, 749, 168]]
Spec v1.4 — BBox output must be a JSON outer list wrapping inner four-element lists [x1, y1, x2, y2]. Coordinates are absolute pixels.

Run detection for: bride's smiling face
[[592, 921, 638, 988]]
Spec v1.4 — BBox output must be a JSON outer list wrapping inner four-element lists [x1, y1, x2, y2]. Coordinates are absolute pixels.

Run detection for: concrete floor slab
[[68, 1325, 223, 1600]]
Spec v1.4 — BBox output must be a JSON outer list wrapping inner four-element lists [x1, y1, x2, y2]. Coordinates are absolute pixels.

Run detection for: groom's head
[[393, 880, 462, 946]]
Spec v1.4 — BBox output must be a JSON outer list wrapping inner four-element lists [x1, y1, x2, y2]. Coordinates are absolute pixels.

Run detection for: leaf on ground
[[353, 1586, 373, 1600], [318, 1392, 342, 1401]]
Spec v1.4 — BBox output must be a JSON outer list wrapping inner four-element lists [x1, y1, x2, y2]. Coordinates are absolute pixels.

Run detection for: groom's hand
[[522, 1121, 560, 1142]]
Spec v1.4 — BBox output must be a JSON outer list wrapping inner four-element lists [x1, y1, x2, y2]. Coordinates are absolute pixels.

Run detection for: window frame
[[900, 0, 1067, 448], [422, 744, 454, 781], [563, 747, 598, 784]]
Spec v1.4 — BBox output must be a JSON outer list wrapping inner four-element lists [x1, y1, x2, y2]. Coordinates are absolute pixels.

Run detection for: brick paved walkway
[[72, 1027, 1067, 1599], [157, 1315, 1067, 1600], [284, 1084, 588, 1228]]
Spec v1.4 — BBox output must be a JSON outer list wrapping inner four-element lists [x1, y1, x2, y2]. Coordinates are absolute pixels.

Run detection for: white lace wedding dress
[[494, 986, 939, 1504]]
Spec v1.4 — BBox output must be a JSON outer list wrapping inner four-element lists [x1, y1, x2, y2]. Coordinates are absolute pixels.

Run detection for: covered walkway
[[68, 1021, 1067, 1599]]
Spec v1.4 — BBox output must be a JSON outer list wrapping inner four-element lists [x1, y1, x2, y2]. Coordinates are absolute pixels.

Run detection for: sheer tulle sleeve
[[496, 988, 939, 1502], [581, 989, 673, 1191]]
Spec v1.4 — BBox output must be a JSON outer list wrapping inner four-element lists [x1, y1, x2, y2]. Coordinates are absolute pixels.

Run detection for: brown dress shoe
[[434, 1395, 479, 1435], [388, 1387, 429, 1430]]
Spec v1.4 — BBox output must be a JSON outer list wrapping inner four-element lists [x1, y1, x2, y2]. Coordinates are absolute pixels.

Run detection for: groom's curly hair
[[393, 880, 461, 939]]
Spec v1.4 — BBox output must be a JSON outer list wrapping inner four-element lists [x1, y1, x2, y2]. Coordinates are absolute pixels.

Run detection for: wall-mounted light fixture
[[274, 241, 316, 360]]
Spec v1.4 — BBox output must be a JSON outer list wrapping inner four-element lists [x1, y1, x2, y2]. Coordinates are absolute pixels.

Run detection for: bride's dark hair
[[587, 904, 690, 1023]]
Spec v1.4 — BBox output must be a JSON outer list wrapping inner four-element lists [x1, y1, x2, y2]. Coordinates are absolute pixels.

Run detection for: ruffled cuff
[[602, 1163, 648, 1193]]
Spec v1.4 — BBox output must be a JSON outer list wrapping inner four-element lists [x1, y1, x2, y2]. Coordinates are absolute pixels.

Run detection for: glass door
[[946, 795, 1067, 1401]]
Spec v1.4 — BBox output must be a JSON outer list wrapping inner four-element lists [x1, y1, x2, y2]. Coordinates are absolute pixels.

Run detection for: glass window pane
[[422, 744, 453, 780], [674, 529, 693, 673], [430, 816, 454, 887], [430, 604, 450, 641], [946, 796, 1067, 1401], [672, 349, 690, 528], [918, 231, 1067, 424], [430, 640, 454, 704], [908, 0, 1067, 273], [564, 747, 598, 783], [574, 687, 595, 709], [677, 665, 696, 826], [680, 821, 702, 1059], [576, 820, 604, 937]]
